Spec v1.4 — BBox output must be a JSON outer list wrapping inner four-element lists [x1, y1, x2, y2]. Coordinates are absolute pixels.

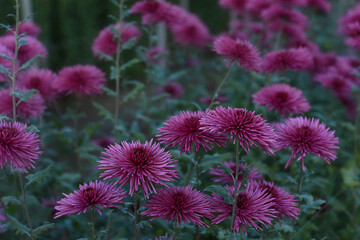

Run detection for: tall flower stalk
[[230, 141, 241, 232]]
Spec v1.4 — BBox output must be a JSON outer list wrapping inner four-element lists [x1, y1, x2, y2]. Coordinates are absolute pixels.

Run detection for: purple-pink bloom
[[213, 35, 262, 71], [0, 43, 14, 82], [54, 181, 126, 218], [156, 82, 184, 99], [0, 120, 41, 172], [211, 185, 277, 235], [249, 180, 300, 221], [0, 35, 47, 64], [275, 117, 339, 171], [200, 106, 276, 154], [141, 185, 213, 228], [252, 83, 311, 116], [92, 22, 141, 58], [130, 0, 173, 24], [157, 110, 228, 154], [17, 68, 58, 101], [210, 161, 262, 184], [53, 65, 106, 96], [262, 48, 313, 73], [92, 136, 115, 149], [219, 0, 247, 14], [0, 88, 46, 119], [8, 21, 41, 37], [145, 46, 167, 64], [98, 139, 178, 198]]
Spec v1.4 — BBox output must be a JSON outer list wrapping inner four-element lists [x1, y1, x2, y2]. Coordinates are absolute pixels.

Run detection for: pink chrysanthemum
[[262, 48, 313, 73], [54, 181, 126, 218], [8, 21, 41, 37], [145, 46, 167, 64], [275, 117, 339, 171], [92, 22, 141, 58], [219, 0, 247, 13], [141, 185, 213, 228], [274, 0, 306, 7], [156, 82, 185, 99], [213, 36, 261, 71], [250, 181, 300, 221], [245, 0, 273, 15], [261, 5, 308, 30], [305, 0, 331, 13], [130, 0, 173, 24], [53, 65, 106, 96], [98, 139, 178, 198], [157, 111, 228, 154], [200, 106, 276, 154], [0, 88, 46, 119], [0, 120, 41, 172], [211, 185, 277, 235], [338, 4, 360, 49], [252, 83, 311, 116], [0, 35, 47, 64], [210, 161, 262, 184], [17, 68, 58, 101], [314, 71, 353, 96], [0, 43, 14, 82]]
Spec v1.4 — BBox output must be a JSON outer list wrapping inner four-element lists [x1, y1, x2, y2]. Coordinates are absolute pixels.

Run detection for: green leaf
[[94, 51, 113, 61], [0, 64, 11, 75], [100, 86, 117, 97], [119, 58, 140, 73], [0, 53, 12, 59], [33, 223, 54, 235], [27, 124, 40, 133], [123, 83, 144, 103], [18, 38, 28, 48], [25, 165, 53, 187], [0, 114, 11, 121], [121, 37, 137, 50], [7, 214, 30, 237], [2, 196, 21, 206], [10, 89, 39, 105], [19, 55, 44, 71], [92, 102, 113, 121]]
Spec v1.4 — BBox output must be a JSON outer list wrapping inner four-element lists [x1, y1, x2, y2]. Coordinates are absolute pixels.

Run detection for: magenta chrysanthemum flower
[[213, 36, 261, 71], [0, 120, 41, 172], [54, 181, 126, 218], [200, 106, 276, 154], [145, 46, 167, 64], [156, 82, 184, 99], [92, 23, 141, 58], [338, 4, 360, 49], [245, 0, 273, 15], [252, 83, 311, 116], [130, 0, 173, 24], [210, 161, 262, 184], [98, 139, 178, 198], [211, 185, 276, 235], [249, 181, 300, 221], [0, 88, 46, 119], [262, 48, 313, 73], [17, 68, 58, 101], [141, 185, 213, 227], [0, 43, 14, 82], [275, 117, 339, 171], [8, 21, 41, 37], [0, 35, 47, 64], [261, 5, 308, 30], [219, 0, 247, 14], [53, 65, 106, 96], [157, 111, 228, 154]]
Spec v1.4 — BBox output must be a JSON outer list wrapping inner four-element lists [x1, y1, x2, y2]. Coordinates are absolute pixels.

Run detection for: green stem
[[113, 0, 125, 131], [297, 161, 304, 193], [74, 99, 83, 172], [209, 63, 235, 109], [195, 151, 200, 189], [183, 162, 194, 186], [90, 209, 96, 240], [18, 173, 35, 240], [230, 141, 241, 232], [134, 192, 139, 240], [104, 211, 112, 240], [173, 222, 177, 239], [354, 94, 359, 168]]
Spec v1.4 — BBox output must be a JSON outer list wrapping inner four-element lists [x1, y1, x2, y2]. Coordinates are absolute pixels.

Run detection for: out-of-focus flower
[[261, 5, 308, 30], [0, 43, 14, 82], [142, 185, 213, 227], [338, 4, 360, 49], [213, 35, 262, 71], [0, 35, 47, 64], [0, 88, 46, 119], [252, 83, 311, 116], [130, 0, 173, 24], [157, 110, 228, 154], [92, 23, 141, 58], [17, 68, 58, 101], [92, 136, 115, 149], [8, 21, 41, 37], [53, 65, 106, 96], [156, 82, 185, 99], [145, 46, 167, 64], [54, 181, 126, 218], [275, 117, 339, 171], [219, 0, 247, 14], [98, 139, 178, 198], [210, 162, 262, 184], [0, 120, 41, 172], [262, 48, 313, 73], [200, 106, 276, 154]]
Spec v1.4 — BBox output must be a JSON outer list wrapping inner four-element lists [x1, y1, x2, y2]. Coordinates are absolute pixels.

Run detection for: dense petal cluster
[[98, 139, 178, 198], [275, 117, 339, 171], [54, 181, 126, 218], [53, 65, 106, 96], [219, 0, 247, 14], [92, 22, 141, 58], [8, 21, 41, 37], [17, 68, 58, 101], [338, 3, 360, 49], [200, 106, 276, 154], [0, 43, 14, 82], [157, 110, 228, 154], [213, 35, 261, 71], [0, 88, 46, 119], [130, 0, 173, 24], [0, 35, 47, 64], [211, 185, 277, 234], [210, 162, 262, 184], [262, 48, 313, 72], [252, 83, 311, 116], [261, 5, 308, 30], [0, 120, 41, 172], [141, 185, 213, 227]]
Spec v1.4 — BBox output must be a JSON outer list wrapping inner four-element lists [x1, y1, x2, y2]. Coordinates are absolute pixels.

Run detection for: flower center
[[184, 116, 200, 132], [83, 186, 97, 205], [173, 191, 186, 211], [130, 147, 149, 166], [29, 77, 41, 90], [0, 126, 17, 146], [275, 91, 289, 102]]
